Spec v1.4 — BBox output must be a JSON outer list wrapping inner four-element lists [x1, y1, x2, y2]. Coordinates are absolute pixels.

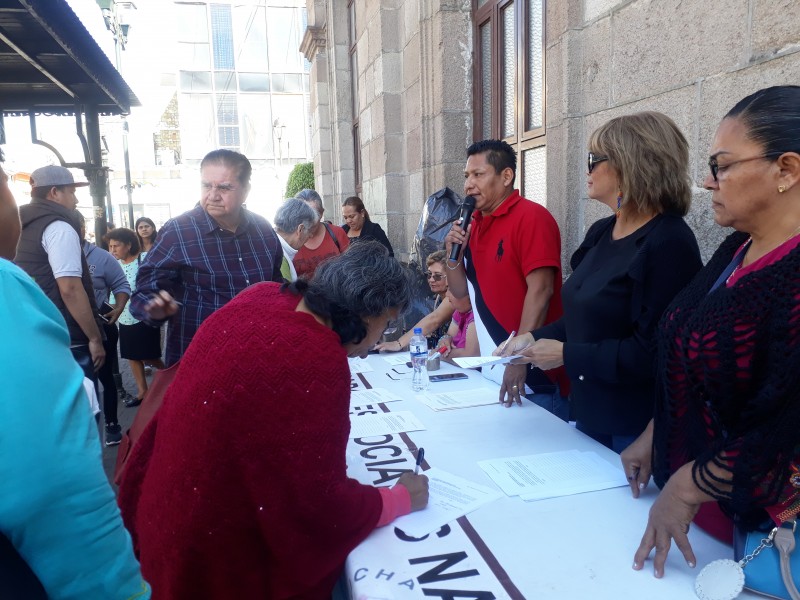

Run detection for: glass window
[[233, 5, 268, 72], [480, 22, 492, 140], [270, 94, 307, 158], [239, 73, 270, 93], [267, 7, 305, 73], [527, 0, 544, 130], [239, 94, 272, 158], [216, 94, 238, 125], [175, 3, 208, 43], [179, 93, 215, 159], [179, 71, 212, 92], [214, 72, 237, 92], [210, 4, 235, 70], [501, 3, 516, 140], [218, 127, 240, 148], [474, 0, 546, 176], [522, 146, 547, 205], [178, 42, 211, 71]]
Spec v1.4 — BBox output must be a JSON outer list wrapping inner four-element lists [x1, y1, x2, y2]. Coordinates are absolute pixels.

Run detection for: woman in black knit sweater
[[621, 85, 800, 579]]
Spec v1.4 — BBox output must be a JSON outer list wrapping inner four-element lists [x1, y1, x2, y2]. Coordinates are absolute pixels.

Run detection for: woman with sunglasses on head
[[620, 85, 800, 579], [499, 112, 701, 445], [135, 217, 158, 254], [375, 250, 455, 352]]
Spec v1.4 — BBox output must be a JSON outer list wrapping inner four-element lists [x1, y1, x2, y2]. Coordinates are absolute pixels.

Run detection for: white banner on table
[[418, 388, 498, 411], [478, 450, 627, 498], [350, 387, 403, 408], [453, 355, 522, 369], [392, 467, 503, 538], [349, 411, 426, 439], [349, 357, 374, 373], [382, 354, 411, 366]]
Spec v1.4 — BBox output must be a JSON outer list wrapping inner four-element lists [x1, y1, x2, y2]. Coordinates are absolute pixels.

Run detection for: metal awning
[[0, 0, 139, 116]]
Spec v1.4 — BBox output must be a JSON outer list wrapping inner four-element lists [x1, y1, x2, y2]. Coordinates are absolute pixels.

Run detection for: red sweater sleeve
[[376, 485, 412, 527]]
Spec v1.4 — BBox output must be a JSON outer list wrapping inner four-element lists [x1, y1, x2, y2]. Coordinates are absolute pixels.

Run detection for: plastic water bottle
[[410, 327, 429, 392]]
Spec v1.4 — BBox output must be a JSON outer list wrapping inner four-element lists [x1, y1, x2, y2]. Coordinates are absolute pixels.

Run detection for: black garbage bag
[[390, 188, 463, 345]]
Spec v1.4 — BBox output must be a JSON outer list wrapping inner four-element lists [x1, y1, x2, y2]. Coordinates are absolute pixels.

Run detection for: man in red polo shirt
[[446, 140, 568, 414]]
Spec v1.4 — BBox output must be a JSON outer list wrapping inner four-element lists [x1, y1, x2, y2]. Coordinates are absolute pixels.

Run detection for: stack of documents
[[348, 357, 373, 373], [382, 354, 410, 366], [392, 468, 503, 537], [349, 410, 425, 439], [350, 388, 403, 407], [417, 388, 498, 411], [478, 450, 628, 502], [453, 355, 522, 369]]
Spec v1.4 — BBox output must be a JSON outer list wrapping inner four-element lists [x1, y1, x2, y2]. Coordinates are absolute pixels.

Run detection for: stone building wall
[[304, 0, 800, 264]]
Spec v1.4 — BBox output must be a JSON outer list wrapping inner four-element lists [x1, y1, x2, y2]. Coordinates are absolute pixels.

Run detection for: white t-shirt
[[41, 221, 83, 278]]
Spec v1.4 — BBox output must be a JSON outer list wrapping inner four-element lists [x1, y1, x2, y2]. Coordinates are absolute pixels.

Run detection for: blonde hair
[[589, 111, 691, 216], [426, 249, 447, 268]]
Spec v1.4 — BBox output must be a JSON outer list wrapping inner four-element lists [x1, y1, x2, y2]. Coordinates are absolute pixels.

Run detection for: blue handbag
[[734, 520, 800, 600]]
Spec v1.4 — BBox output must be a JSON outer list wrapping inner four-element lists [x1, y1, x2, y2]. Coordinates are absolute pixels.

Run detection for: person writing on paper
[[118, 240, 429, 599], [618, 86, 800, 579], [498, 112, 701, 448], [444, 139, 568, 411], [438, 288, 478, 360], [375, 250, 454, 352]]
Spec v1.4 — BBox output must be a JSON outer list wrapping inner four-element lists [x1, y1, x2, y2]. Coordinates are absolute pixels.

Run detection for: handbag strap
[[774, 522, 800, 600]]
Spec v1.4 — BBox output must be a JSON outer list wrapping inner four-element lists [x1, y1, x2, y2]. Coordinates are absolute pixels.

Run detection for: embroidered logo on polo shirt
[[495, 239, 504, 262]]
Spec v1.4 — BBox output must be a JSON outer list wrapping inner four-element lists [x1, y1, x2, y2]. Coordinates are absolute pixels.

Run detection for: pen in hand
[[414, 447, 425, 475], [500, 330, 516, 354]]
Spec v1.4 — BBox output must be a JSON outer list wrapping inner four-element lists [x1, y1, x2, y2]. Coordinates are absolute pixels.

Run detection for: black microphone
[[448, 195, 476, 262]]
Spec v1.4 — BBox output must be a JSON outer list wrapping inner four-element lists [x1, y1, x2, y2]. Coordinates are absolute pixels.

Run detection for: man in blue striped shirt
[[130, 150, 283, 367]]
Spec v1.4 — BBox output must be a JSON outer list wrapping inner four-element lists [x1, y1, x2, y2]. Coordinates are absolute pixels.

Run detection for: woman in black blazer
[[341, 196, 394, 256], [499, 112, 702, 453]]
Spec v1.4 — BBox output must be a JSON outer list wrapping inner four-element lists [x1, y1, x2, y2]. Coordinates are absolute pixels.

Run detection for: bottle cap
[[414, 327, 422, 334]]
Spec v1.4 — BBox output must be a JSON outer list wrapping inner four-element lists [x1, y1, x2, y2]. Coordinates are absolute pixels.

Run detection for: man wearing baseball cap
[[15, 165, 107, 386]]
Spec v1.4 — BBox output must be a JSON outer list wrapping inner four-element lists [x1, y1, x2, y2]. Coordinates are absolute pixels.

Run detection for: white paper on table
[[349, 410, 425, 439], [350, 388, 403, 407], [348, 357, 374, 373], [382, 354, 410, 366], [392, 467, 503, 537], [418, 388, 498, 411], [453, 355, 522, 369], [478, 450, 627, 498]]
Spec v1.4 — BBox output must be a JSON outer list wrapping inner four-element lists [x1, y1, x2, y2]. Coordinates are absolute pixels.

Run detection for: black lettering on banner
[[354, 568, 368, 582], [360, 445, 402, 460], [370, 467, 408, 486], [410, 552, 479, 584], [421, 590, 496, 600], [353, 435, 394, 446], [350, 405, 379, 416], [375, 568, 394, 581], [399, 579, 415, 590], [395, 524, 452, 542]]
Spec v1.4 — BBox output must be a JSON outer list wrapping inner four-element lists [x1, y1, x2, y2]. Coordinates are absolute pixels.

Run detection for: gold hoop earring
[[778, 185, 787, 193]]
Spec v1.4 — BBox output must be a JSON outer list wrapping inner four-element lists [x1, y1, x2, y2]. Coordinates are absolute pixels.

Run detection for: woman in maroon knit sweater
[[118, 241, 429, 599]]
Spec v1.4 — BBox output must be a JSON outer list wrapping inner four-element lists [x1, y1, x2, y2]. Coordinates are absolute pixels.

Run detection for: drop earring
[[616, 193, 623, 218]]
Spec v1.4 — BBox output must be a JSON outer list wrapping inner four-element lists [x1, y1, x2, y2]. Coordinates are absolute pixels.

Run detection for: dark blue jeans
[[525, 385, 570, 422], [576, 421, 638, 454]]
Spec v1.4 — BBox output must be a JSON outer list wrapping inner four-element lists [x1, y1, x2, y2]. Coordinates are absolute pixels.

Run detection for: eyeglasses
[[201, 182, 238, 194], [425, 272, 447, 281], [707, 152, 784, 182], [588, 152, 608, 174]]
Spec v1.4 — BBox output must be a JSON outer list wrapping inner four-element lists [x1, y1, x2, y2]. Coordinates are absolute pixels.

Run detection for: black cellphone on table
[[98, 301, 115, 323], [429, 373, 469, 382]]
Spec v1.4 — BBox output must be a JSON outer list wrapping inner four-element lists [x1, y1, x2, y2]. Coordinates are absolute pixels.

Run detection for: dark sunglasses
[[707, 151, 784, 182], [425, 272, 446, 281], [588, 152, 608, 174]]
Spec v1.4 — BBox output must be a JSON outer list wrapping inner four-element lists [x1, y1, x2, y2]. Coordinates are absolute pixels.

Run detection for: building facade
[[302, 0, 800, 264]]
